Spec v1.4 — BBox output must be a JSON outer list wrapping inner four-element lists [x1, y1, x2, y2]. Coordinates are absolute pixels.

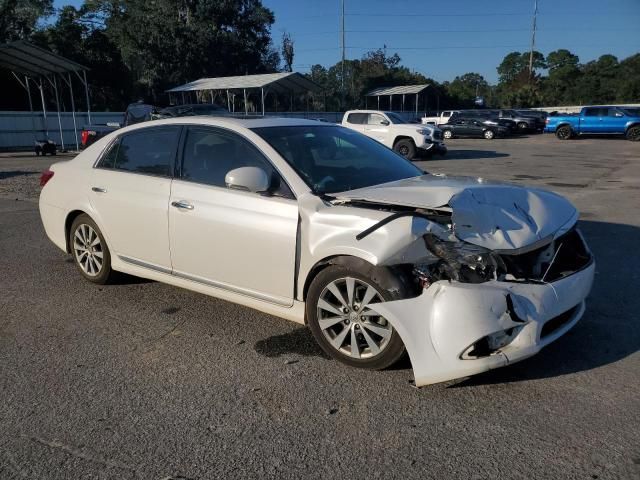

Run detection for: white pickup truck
[[341, 110, 446, 159], [421, 110, 460, 126]]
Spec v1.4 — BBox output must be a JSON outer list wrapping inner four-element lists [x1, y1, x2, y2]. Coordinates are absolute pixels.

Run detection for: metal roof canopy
[[167, 72, 320, 94], [365, 84, 430, 116], [0, 40, 92, 151], [167, 72, 322, 116], [366, 84, 429, 97]]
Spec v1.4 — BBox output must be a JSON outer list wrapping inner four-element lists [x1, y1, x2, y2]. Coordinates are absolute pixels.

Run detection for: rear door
[[168, 126, 299, 306], [363, 113, 391, 146], [344, 112, 367, 133], [90, 126, 180, 270], [580, 107, 607, 133]]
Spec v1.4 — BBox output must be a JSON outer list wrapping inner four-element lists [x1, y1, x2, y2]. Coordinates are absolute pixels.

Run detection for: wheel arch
[[625, 122, 640, 132], [64, 210, 88, 253], [392, 135, 415, 147]]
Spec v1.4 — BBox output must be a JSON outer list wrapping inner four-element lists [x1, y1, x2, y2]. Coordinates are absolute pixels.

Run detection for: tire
[[626, 126, 640, 141], [306, 265, 407, 370], [556, 125, 573, 140], [442, 129, 453, 139], [483, 129, 495, 139], [69, 214, 116, 284], [393, 139, 417, 160], [517, 122, 528, 130]]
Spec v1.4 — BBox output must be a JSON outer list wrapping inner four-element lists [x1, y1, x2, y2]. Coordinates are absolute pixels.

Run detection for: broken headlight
[[413, 233, 506, 285]]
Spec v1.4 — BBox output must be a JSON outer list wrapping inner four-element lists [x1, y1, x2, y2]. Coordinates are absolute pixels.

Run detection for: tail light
[[40, 169, 54, 187], [81, 130, 89, 145], [545, 118, 550, 124]]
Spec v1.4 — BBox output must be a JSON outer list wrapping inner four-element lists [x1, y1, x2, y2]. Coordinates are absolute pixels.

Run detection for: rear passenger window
[[112, 127, 180, 176], [585, 108, 607, 117], [347, 113, 367, 124]]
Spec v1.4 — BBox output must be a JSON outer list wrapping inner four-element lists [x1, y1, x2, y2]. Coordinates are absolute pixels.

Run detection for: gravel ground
[[0, 135, 639, 479]]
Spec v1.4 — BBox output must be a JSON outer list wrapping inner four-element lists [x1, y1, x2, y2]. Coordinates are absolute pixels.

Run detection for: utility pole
[[528, 0, 538, 79], [340, 0, 345, 110]]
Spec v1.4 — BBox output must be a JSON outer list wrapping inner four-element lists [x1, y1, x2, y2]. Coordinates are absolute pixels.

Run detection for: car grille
[[498, 228, 592, 283]]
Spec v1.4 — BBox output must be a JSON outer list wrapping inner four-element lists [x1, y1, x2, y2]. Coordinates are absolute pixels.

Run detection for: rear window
[[346, 113, 367, 124], [99, 127, 180, 176]]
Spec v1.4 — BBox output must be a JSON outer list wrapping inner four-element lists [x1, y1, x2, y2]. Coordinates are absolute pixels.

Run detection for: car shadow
[[450, 219, 640, 387], [0, 170, 37, 180], [427, 149, 510, 160]]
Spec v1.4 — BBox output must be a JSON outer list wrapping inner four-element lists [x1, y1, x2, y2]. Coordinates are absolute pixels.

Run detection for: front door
[[89, 126, 180, 270], [364, 113, 391, 146], [168, 126, 299, 306]]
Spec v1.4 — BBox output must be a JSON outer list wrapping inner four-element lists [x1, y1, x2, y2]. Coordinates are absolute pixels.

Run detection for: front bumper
[[368, 260, 595, 386], [420, 140, 447, 155]]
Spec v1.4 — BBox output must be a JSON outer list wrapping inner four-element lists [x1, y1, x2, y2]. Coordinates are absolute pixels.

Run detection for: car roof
[[115, 115, 330, 135]]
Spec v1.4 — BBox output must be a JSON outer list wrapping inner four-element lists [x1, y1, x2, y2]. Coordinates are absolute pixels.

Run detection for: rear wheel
[[626, 126, 640, 141], [556, 125, 573, 140], [442, 129, 453, 139], [69, 214, 116, 284], [483, 129, 495, 139], [306, 266, 406, 370], [393, 139, 417, 160], [517, 122, 528, 130]]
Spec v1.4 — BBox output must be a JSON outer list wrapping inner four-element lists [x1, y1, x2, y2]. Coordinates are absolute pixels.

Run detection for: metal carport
[[166, 72, 321, 115], [0, 40, 91, 151], [365, 84, 430, 116]]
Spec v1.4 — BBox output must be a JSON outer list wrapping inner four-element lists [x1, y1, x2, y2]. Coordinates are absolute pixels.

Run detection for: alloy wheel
[[316, 277, 393, 359], [73, 224, 104, 277]]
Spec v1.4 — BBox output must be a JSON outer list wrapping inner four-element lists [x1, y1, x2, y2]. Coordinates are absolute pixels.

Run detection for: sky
[[53, 0, 640, 84]]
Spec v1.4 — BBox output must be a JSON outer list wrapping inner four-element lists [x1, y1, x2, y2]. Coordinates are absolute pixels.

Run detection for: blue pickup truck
[[545, 106, 640, 141]]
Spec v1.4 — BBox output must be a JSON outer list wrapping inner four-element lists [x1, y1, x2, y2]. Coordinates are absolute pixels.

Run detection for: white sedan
[[39, 117, 595, 386]]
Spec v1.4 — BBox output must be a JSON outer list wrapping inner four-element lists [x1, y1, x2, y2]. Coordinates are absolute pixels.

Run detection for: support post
[[243, 88, 248, 115], [82, 70, 91, 125], [377, 96, 380, 109], [38, 78, 49, 139], [416, 93, 418, 117], [261, 87, 265, 116], [50, 75, 65, 151], [402, 94, 405, 112], [226, 90, 230, 112], [65, 73, 79, 151], [389, 94, 392, 110]]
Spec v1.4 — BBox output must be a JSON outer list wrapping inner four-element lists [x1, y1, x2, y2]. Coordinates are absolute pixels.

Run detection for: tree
[[0, 0, 53, 42], [281, 31, 294, 72], [446, 73, 490, 107]]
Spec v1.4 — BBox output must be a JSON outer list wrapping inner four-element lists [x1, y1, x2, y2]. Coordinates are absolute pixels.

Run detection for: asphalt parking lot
[[1, 134, 639, 479]]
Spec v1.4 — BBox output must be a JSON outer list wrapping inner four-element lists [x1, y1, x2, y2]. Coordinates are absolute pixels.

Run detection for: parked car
[[38, 117, 594, 387], [452, 111, 518, 134], [441, 117, 509, 139], [485, 109, 544, 132], [80, 102, 229, 148], [342, 110, 446, 159], [80, 102, 158, 149], [545, 106, 640, 141], [516, 109, 549, 123], [421, 110, 460, 126]]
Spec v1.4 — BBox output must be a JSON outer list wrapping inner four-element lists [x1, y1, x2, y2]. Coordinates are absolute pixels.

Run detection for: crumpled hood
[[332, 174, 578, 251]]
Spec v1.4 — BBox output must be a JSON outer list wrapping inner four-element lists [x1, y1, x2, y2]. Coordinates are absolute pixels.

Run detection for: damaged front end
[[348, 200, 594, 387]]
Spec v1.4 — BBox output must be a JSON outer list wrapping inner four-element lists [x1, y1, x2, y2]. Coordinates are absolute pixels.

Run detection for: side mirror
[[225, 166, 270, 193], [381, 119, 390, 126]]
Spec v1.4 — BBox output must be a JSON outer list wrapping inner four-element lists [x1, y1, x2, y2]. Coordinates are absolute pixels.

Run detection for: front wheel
[[69, 214, 116, 284], [442, 129, 453, 139], [626, 126, 640, 141], [556, 125, 573, 140], [306, 266, 406, 370], [393, 139, 417, 160], [517, 122, 528, 130], [483, 129, 495, 139]]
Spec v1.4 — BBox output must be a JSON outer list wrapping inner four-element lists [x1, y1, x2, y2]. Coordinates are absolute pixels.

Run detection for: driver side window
[[367, 114, 387, 125], [180, 127, 293, 198]]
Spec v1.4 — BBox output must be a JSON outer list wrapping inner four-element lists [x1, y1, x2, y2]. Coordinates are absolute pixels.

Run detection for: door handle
[[92, 187, 107, 193], [171, 200, 194, 210]]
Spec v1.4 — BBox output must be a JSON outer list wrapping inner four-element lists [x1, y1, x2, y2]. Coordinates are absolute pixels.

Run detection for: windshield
[[385, 112, 409, 124], [251, 125, 423, 194]]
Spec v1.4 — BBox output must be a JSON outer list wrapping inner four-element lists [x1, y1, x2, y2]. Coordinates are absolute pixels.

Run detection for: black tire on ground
[[306, 265, 407, 370], [483, 129, 495, 139], [556, 125, 573, 140], [393, 138, 417, 160], [69, 214, 116, 285], [626, 126, 640, 141]]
